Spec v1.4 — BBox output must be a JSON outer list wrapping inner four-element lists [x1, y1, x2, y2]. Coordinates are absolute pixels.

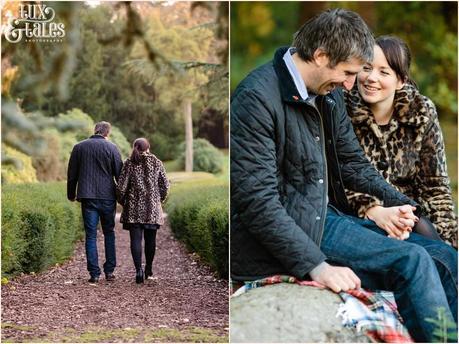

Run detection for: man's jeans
[[322, 206, 457, 342], [81, 199, 117, 278]]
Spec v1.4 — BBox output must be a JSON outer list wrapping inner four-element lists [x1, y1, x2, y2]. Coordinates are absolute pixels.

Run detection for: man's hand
[[366, 205, 418, 239], [398, 205, 419, 222], [309, 262, 361, 293]]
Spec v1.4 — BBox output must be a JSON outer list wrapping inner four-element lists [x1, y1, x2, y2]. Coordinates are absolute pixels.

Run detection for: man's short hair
[[94, 121, 111, 137], [293, 8, 375, 67]]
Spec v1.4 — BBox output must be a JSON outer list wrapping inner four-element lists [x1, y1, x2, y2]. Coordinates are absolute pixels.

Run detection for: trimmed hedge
[[2, 182, 83, 277], [178, 139, 224, 174], [2, 145, 38, 184], [165, 178, 228, 278]]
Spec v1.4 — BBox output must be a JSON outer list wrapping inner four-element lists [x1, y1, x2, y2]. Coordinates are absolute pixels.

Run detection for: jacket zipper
[[329, 103, 346, 208], [305, 98, 329, 247], [327, 132, 340, 211]]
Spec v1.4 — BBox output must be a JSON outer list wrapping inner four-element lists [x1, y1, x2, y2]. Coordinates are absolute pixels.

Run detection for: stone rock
[[230, 283, 370, 343]]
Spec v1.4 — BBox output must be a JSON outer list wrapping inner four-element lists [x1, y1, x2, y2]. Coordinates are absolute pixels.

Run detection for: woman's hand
[[365, 205, 418, 240]]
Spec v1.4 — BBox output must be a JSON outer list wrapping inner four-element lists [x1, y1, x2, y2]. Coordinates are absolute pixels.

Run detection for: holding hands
[[365, 205, 418, 240]]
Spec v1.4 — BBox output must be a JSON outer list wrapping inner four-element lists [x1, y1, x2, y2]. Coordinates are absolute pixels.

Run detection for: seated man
[[230, 8, 457, 343]]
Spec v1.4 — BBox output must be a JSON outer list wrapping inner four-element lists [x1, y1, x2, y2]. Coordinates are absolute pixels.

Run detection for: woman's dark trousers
[[413, 216, 443, 241], [129, 224, 158, 274]]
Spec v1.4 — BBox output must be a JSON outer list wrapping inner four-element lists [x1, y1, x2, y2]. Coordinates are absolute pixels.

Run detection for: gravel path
[[1, 214, 229, 342]]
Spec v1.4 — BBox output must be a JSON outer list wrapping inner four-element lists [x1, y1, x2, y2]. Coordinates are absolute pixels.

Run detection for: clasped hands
[[309, 204, 418, 293], [365, 204, 418, 240]]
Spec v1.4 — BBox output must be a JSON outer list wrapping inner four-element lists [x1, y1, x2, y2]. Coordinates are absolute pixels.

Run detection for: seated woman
[[117, 138, 170, 283], [344, 35, 457, 247]]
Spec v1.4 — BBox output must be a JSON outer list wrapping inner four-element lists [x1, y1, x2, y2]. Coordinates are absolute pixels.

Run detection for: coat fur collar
[[345, 83, 431, 129]]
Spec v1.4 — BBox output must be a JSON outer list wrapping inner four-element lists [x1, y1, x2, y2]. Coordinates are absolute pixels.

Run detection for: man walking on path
[[67, 121, 123, 284], [231, 8, 457, 342]]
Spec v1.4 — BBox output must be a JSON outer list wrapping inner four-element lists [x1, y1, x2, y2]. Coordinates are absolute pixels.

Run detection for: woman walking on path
[[117, 138, 170, 283], [344, 35, 457, 247]]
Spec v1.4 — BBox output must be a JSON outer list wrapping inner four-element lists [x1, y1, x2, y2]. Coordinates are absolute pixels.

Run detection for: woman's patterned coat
[[344, 84, 457, 247], [117, 152, 170, 226]]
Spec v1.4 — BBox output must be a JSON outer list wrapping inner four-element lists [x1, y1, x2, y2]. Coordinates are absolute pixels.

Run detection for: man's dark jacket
[[67, 135, 123, 201], [230, 47, 418, 281]]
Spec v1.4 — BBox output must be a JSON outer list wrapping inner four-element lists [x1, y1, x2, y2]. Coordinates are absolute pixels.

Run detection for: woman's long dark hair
[[130, 138, 150, 164], [375, 35, 417, 88]]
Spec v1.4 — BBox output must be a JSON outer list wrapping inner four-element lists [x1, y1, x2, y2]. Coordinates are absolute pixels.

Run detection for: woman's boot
[[144, 228, 158, 280], [136, 269, 144, 284], [145, 265, 153, 280]]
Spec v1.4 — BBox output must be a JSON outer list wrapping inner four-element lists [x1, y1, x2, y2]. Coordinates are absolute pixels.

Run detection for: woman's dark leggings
[[413, 216, 442, 242], [129, 225, 158, 272]]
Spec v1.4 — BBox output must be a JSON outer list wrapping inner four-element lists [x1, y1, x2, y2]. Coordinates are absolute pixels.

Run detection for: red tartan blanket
[[231, 275, 413, 343]]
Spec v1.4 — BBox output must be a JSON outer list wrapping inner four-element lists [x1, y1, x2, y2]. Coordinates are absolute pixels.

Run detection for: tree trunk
[[184, 99, 193, 172]]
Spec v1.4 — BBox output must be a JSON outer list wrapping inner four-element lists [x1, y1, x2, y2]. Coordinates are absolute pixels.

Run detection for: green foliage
[[32, 132, 63, 181], [178, 138, 224, 174], [231, 2, 458, 122], [165, 178, 228, 278], [1, 182, 84, 277], [7, 5, 158, 149], [62, 5, 163, 143], [230, 2, 300, 90], [56, 108, 130, 159], [425, 307, 458, 342], [152, 132, 182, 162], [1, 145, 38, 184], [201, 202, 229, 276], [3, 2, 83, 103], [9, 3, 226, 153], [32, 108, 93, 181], [443, 123, 458, 207], [25, 108, 130, 182], [124, 9, 228, 156], [370, 2, 457, 120], [110, 126, 131, 159], [6, 3, 228, 169], [1, 100, 87, 171]]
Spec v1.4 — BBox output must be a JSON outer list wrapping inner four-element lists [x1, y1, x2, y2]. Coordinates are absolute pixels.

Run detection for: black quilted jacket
[[230, 47, 419, 281], [67, 135, 123, 201]]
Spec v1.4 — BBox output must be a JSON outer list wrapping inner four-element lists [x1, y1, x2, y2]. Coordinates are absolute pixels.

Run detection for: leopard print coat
[[344, 84, 457, 247], [117, 152, 170, 226]]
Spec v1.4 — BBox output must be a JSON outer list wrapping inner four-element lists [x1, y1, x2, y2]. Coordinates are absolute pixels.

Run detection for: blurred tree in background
[[124, 10, 217, 172], [231, 1, 457, 205], [2, 1, 228, 183], [231, 2, 457, 117], [231, 2, 299, 91]]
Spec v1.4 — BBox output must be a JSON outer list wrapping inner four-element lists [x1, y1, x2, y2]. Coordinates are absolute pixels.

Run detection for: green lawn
[[164, 159, 181, 172], [163, 149, 229, 183], [1, 323, 228, 343], [216, 149, 229, 182]]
